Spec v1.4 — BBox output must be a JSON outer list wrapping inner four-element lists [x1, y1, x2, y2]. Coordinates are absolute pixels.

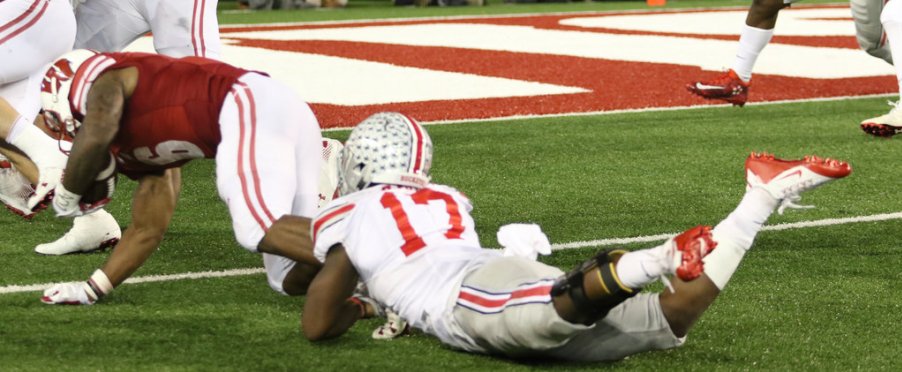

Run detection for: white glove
[[498, 223, 552, 261], [51, 184, 84, 218], [41, 283, 95, 305], [26, 167, 63, 211], [372, 310, 409, 340]]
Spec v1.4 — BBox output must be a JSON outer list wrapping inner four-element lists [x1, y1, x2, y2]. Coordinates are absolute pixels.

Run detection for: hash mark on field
[[2, 212, 900, 295]]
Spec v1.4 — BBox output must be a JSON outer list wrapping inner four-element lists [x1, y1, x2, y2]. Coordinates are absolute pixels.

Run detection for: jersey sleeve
[[311, 200, 356, 263]]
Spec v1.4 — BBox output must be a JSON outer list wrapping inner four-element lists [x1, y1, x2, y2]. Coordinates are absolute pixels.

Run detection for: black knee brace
[[550, 249, 638, 320]]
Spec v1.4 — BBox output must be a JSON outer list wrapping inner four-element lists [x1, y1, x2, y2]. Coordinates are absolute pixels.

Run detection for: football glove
[[372, 310, 410, 340], [41, 282, 94, 305], [51, 184, 85, 217]]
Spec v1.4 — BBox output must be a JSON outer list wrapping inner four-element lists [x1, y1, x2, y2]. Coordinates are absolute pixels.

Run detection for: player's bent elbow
[[301, 318, 332, 342]]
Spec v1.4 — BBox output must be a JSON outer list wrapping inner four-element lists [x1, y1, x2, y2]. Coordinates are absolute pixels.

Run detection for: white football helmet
[[339, 112, 433, 195], [40, 49, 99, 137]]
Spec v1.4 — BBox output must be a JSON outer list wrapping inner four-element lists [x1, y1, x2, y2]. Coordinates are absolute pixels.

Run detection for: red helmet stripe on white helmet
[[71, 55, 116, 114], [403, 114, 425, 174]]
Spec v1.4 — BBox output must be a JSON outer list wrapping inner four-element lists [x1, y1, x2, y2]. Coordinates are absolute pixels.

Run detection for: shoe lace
[[776, 194, 816, 215]]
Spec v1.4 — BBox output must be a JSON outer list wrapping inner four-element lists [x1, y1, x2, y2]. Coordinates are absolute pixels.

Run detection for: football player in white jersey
[[302, 112, 852, 361], [73, 0, 221, 59], [0, 0, 75, 189]]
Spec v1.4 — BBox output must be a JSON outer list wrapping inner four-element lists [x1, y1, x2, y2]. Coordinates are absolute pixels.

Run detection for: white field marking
[[0, 268, 264, 295], [2, 211, 899, 295], [223, 16, 893, 79], [130, 6, 880, 106], [122, 39, 587, 105], [552, 212, 902, 251], [321, 92, 898, 132]]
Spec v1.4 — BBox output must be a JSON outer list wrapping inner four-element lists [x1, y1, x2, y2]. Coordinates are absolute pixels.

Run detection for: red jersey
[[69, 52, 249, 179]]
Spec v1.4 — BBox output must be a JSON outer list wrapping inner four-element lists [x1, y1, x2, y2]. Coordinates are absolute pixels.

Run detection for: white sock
[[7, 121, 67, 169], [703, 188, 778, 289], [881, 0, 902, 93], [615, 245, 671, 289], [732, 25, 774, 82]]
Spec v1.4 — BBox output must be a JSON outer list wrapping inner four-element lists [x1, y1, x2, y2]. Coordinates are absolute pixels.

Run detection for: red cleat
[[671, 225, 718, 282], [745, 152, 852, 213], [686, 69, 750, 107]]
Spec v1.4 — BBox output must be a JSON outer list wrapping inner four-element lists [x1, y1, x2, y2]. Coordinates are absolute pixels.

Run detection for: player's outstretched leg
[[659, 152, 851, 337], [551, 226, 717, 325], [34, 210, 121, 255]]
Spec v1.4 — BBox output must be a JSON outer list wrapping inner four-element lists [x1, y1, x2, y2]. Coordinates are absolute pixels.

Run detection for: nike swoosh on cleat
[[693, 83, 727, 90], [773, 169, 802, 182]]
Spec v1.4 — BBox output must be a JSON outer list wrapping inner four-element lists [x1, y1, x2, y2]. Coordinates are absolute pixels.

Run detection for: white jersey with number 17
[[313, 183, 499, 349]]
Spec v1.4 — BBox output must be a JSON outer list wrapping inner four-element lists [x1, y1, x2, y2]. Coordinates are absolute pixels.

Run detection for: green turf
[[217, 0, 844, 24], [2, 95, 900, 370]]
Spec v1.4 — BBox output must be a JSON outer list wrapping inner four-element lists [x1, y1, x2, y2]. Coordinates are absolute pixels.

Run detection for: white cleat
[[745, 152, 852, 214], [35, 209, 121, 255], [860, 101, 902, 138]]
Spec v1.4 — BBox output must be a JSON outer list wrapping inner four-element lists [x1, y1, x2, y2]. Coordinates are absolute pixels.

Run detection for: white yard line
[[321, 93, 898, 132], [2, 211, 899, 295], [552, 211, 902, 250], [0, 268, 264, 295]]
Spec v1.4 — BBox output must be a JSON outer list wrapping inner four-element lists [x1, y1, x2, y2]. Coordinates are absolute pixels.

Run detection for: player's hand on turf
[[372, 310, 410, 340], [26, 167, 63, 213], [41, 283, 94, 305]]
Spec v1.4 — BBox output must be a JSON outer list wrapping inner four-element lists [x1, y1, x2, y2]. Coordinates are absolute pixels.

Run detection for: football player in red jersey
[[20, 0, 226, 255], [35, 50, 325, 305]]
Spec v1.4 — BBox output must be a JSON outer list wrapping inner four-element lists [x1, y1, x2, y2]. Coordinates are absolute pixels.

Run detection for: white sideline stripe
[[552, 212, 902, 251], [0, 268, 264, 295], [321, 93, 898, 132], [2, 211, 899, 295]]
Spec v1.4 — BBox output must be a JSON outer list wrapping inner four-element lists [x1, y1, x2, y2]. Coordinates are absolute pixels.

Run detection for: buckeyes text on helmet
[[40, 49, 100, 137], [338, 112, 433, 195]]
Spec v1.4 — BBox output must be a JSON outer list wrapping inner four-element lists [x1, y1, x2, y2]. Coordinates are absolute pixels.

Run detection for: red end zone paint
[[223, 6, 896, 129]]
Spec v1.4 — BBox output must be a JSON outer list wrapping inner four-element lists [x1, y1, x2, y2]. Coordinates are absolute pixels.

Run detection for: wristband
[[348, 297, 366, 318], [84, 269, 114, 301]]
